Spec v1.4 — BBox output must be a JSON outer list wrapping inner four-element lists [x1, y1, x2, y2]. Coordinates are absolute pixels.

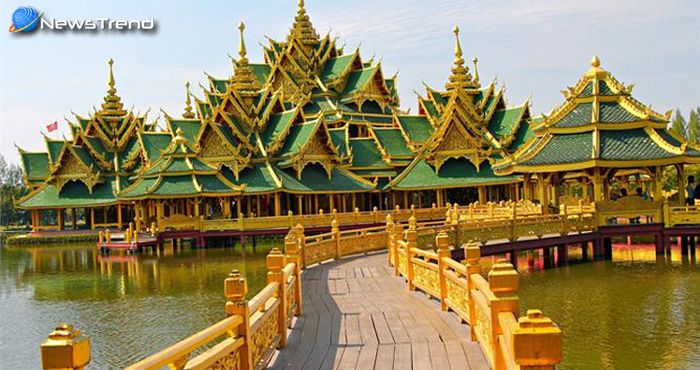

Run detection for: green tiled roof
[[428, 90, 448, 107], [250, 64, 271, 85], [321, 54, 355, 82], [86, 136, 110, 160], [420, 98, 440, 119], [389, 158, 519, 191], [349, 138, 390, 168], [599, 81, 615, 95], [169, 119, 202, 143], [139, 132, 172, 163], [21, 152, 50, 179], [488, 106, 526, 139], [599, 129, 675, 160], [508, 122, 535, 150], [342, 66, 377, 96], [261, 110, 296, 148], [553, 103, 593, 128], [72, 146, 97, 169], [275, 165, 374, 193], [396, 115, 433, 144], [278, 120, 320, 157], [237, 164, 280, 194], [47, 141, 66, 163], [197, 101, 212, 119], [373, 128, 413, 157], [211, 78, 228, 93], [521, 132, 592, 166], [18, 178, 118, 208], [353, 169, 398, 177], [578, 82, 594, 97], [599, 102, 639, 123], [329, 128, 349, 157]]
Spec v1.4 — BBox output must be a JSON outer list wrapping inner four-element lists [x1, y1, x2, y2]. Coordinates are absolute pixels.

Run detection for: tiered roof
[[494, 56, 700, 174], [17, 59, 153, 209], [388, 27, 530, 191]]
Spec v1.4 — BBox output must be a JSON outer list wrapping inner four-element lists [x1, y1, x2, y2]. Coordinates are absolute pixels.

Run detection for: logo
[[9, 6, 42, 33], [8, 6, 155, 34]]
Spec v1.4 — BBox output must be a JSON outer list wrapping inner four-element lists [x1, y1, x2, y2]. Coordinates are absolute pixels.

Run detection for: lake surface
[[1, 239, 698, 369]]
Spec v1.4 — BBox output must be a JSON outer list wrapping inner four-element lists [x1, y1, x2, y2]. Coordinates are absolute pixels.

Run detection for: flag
[[46, 121, 58, 132]]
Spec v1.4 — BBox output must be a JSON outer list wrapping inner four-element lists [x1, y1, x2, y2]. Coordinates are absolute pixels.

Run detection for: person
[[687, 176, 696, 205], [620, 188, 628, 197]]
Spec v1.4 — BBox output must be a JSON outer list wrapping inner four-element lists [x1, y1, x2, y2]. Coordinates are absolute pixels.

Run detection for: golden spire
[[230, 21, 261, 93], [289, 0, 319, 47], [472, 57, 480, 84], [446, 26, 478, 92], [182, 82, 195, 119], [173, 127, 188, 146], [100, 58, 127, 117], [591, 55, 601, 68], [238, 22, 247, 60]]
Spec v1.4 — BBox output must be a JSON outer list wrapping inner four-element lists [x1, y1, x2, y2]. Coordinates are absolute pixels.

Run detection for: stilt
[[655, 234, 664, 256], [509, 250, 518, 270], [240, 235, 247, 257], [691, 237, 697, 257], [581, 242, 589, 261], [543, 247, 553, 268], [593, 238, 603, 260], [681, 236, 689, 256], [557, 244, 569, 265], [603, 237, 613, 260]]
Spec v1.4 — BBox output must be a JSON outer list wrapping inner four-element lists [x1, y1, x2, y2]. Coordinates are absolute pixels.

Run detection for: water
[[1, 240, 699, 369], [0, 240, 276, 369], [516, 245, 700, 370]]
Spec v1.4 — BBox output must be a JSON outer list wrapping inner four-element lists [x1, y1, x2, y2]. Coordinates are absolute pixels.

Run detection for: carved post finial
[[488, 259, 519, 297], [513, 310, 563, 367], [224, 269, 248, 303], [41, 324, 91, 370]]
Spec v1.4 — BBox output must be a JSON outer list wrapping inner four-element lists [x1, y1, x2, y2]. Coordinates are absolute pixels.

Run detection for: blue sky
[[1, 0, 698, 163]]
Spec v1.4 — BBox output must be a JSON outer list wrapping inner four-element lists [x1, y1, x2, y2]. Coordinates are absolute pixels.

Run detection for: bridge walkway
[[269, 251, 488, 370]]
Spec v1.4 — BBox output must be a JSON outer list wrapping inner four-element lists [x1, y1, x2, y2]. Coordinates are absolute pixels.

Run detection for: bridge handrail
[[117, 248, 302, 370], [384, 216, 563, 370]]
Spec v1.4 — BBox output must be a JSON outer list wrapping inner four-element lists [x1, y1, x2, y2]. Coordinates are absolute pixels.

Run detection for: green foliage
[[671, 109, 687, 139], [688, 110, 700, 144], [0, 155, 27, 226], [5, 232, 98, 245]]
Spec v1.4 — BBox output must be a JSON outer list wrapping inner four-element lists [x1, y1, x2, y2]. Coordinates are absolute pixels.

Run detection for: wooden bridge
[[42, 198, 700, 370]]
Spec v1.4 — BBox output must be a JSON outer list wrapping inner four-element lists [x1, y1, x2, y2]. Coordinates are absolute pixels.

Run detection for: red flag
[[46, 121, 58, 132]]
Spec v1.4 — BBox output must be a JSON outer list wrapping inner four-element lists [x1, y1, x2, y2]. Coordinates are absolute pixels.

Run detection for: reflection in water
[[516, 244, 700, 370], [1, 241, 699, 369], [0, 241, 275, 369]]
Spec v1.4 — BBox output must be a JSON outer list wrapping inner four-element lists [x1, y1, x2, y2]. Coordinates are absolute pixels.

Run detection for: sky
[[1, 0, 699, 164]]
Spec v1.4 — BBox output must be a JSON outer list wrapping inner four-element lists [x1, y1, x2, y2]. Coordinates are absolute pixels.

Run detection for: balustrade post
[[150, 221, 157, 237], [373, 206, 379, 223], [510, 206, 517, 241], [288, 210, 294, 228], [405, 216, 418, 290], [560, 204, 568, 235], [266, 248, 288, 348], [662, 201, 671, 227], [452, 203, 459, 224], [410, 204, 416, 218], [105, 229, 111, 243], [393, 222, 404, 276], [386, 214, 395, 266], [40, 324, 90, 370], [98, 231, 104, 244], [354, 207, 360, 224], [513, 309, 563, 369], [332, 219, 341, 259], [488, 260, 520, 370], [465, 241, 481, 340], [224, 269, 252, 370], [436, 232, 450, 311], [445, 207, 452, 225], [284, 234, 303, 316], [295, 224, 307, 269]]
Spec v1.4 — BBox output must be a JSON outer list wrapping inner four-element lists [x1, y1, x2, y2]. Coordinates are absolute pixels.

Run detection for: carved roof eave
[[266, 106, 302, 155], [74, 131, 112, 168]]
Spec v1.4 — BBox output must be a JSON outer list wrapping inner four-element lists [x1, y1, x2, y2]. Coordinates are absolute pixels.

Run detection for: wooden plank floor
[[269, 251, 489, 370]]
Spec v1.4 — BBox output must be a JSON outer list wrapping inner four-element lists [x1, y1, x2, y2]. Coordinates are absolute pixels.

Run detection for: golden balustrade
[[388, 224, 563, 369]]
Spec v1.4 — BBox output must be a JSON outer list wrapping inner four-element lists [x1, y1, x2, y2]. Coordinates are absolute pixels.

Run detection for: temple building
[[14, 1, 700, 231], [494, 56, 700, 209]]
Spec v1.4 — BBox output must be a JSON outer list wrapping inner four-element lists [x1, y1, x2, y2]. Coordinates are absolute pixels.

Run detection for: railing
[[664, 204, 700, 227], [388, 217, 563, 369]]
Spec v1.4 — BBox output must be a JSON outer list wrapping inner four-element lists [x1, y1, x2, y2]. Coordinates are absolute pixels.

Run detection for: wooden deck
[[270, 251, 489, 370]]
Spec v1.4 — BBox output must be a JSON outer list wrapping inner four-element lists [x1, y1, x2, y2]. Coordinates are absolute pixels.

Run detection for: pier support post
[[40, 324, 90, 370], [542, 247, 553, 268], [557, 244, 569, 265], [681, 236, 689, 256], [581, 242, 589, 261], [603, 237, 613, 260], [655, 234, 665, 256], [509, 249, 518, 270]]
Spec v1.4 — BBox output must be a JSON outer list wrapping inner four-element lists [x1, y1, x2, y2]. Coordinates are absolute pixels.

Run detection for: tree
[[0, 154, 27, 226], [690, 109, 700, 145], [671, 109, 687, 139]]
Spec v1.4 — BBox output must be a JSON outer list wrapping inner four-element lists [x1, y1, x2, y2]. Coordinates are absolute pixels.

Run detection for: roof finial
[[453, 26, 463, 63], [289, 0, 319, 47], [238, 22, 247, 59], [472, 57, 480, 84], [173, 126, 188, 146], [107, 58, 116, 93], [590, 54, 601, 68], [183, 82, 195, 119], [100, 58, 126, 117]]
